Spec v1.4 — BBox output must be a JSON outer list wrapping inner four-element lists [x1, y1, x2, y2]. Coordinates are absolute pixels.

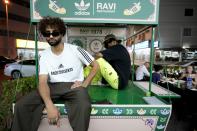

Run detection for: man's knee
[[76, 87, 90, 98], [74, 88, 91, 106], [14, 98, 25, 112], [14, 91, 39, 112]]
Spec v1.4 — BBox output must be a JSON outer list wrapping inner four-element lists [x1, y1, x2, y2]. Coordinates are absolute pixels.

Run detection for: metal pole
[[147, 27, 156, 96], [5, 3, 10, 57], [132, 41, 135, 83], [34, 25, 39, 87]]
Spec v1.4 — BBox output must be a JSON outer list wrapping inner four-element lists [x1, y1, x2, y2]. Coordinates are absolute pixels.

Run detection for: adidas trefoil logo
[[58, 64, 64, 69], [75, 0, 90, 11]]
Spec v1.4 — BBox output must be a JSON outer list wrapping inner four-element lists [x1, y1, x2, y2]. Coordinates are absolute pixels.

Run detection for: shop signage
[[164, 51, 172, 57], [30, 0, 159, 24], [134, 40, 159, 50], [67, 27, 126, 37], [135, 41, 149, 49]]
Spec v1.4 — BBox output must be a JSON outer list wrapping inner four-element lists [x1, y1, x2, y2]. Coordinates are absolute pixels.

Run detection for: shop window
[[184, 8, 193, 16]]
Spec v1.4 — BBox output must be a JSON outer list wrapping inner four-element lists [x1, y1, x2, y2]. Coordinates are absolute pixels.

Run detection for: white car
[[4, 60, 36, 79]]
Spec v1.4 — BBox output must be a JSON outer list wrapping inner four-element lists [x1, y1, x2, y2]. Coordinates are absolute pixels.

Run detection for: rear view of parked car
[[0, 56, 16, 69], [4, 60, 36, 79]]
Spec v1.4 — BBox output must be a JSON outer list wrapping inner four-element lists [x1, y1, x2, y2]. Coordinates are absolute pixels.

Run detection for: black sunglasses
[[42, 31, 61, 37]]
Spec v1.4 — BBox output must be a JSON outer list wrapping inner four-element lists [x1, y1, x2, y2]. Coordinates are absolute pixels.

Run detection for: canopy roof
[[30, 0, 159, 25]]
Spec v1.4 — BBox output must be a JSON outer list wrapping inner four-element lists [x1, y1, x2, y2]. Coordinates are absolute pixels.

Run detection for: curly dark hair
[[38, 16, 66, 36], [154, 64, 163, 72]]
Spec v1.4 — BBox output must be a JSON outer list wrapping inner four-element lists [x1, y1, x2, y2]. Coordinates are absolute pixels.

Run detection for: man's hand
[[46, 104, 61, 127], [95, 53, 103, 59], [71, 81, 85, 89]]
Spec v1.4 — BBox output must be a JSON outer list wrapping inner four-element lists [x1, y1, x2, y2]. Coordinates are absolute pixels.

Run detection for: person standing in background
[[136, 62, 150, 81]]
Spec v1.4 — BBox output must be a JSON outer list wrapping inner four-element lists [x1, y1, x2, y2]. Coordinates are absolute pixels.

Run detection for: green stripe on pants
[[84, 58, 119, 89]]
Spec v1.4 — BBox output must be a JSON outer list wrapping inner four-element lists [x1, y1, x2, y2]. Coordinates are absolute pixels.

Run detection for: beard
[[47, 38, 62, 47]]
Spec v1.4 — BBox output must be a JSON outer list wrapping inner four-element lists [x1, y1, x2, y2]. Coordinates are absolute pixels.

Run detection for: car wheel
[[11, 70, 22, 79]]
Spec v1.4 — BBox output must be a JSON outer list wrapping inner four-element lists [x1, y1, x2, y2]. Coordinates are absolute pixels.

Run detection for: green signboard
[[30, 0, 160, 24]]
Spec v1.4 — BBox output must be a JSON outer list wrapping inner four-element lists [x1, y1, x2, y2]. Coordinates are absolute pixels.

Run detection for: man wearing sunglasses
[[95, 34, 131, 89], [11, 16, 99, 131]]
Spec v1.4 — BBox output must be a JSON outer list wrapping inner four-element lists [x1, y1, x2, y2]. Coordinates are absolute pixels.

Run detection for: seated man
[[179, 66, 197, 88], [152, 64, 163, 84], [136, 62, 150, 81], [11, 16, 99, 131], [85, 34, 131, 89]]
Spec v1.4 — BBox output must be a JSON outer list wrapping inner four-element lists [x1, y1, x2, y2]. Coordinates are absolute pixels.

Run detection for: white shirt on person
[[136, 65, 150, 80], [39, 43, 94, 83]]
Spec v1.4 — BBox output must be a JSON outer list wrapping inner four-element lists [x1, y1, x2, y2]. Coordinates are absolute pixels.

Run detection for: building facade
[[0, 0, 197, 58], [0, 0, 34, 58], [159, 0, 197, 49]]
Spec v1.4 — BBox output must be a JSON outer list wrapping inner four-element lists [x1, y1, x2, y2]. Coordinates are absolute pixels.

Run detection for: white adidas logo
[[75, 0, 90, 11]]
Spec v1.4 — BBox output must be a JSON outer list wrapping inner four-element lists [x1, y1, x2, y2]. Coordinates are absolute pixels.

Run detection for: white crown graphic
[[75, 0, 90, 11], [160, 109, 170, 115], [113, 108, 123, 115], [137, 108, 146, 115]]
